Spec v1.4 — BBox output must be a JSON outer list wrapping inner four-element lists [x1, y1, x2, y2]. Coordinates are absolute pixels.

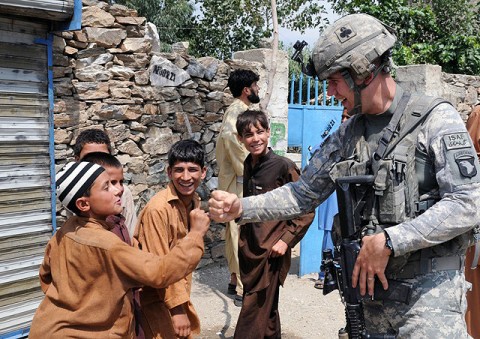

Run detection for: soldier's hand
[[352, 233, 391, 296], [189, 208, 210, 237], [208, 190, 243, 222], [271, 239, 288, 258]]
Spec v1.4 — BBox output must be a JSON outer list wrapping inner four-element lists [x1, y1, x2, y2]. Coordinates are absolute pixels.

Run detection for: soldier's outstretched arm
[[208, 190, 243, 222]]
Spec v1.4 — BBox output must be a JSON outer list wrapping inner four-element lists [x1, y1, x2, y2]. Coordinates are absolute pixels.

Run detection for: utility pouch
[[375, 134, 417, 224], [372, 279, 413, 305], [374, 159, 406, 224]]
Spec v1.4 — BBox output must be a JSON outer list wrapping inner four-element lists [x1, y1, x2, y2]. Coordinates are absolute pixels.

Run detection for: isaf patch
[[454, 151, 478, 178], [443, 133, 472, 150]]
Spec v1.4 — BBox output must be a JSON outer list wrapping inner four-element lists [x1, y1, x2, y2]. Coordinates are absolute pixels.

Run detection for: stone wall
[[52, 0, 288, 267], [396, 64, 480, 120]]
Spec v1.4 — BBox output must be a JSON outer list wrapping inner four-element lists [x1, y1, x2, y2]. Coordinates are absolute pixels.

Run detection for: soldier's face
[[327, 72, 355, 112]]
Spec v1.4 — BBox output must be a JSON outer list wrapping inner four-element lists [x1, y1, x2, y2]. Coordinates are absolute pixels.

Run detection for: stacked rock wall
[[396, 64, 480, 120], [52, 0, 276, 266]]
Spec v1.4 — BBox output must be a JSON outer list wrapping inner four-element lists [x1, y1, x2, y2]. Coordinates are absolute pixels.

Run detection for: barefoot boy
[[135, 140, 206, 338], [29, 161, 209, 338], [233, 110, 314, 339]]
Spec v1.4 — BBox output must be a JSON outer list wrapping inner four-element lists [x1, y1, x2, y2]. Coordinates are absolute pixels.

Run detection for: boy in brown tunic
[[135, 140, 207, 339], [29, 161, 209, 339], [234, 110, 315, 339]]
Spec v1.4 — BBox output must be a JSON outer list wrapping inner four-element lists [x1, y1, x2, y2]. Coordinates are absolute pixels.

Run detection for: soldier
[[209, 13, 480, 337]]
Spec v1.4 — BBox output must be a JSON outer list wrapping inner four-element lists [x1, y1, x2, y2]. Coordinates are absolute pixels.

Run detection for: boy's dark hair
[[236, 110, 270, 137], [80, 152, 122, 169], [228, 69, 260, 98], [168, 139, 205, 168], [73, 129, 112, 157]]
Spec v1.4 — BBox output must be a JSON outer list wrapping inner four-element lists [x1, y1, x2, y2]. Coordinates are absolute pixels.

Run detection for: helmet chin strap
[[340, 61, 389, 115]]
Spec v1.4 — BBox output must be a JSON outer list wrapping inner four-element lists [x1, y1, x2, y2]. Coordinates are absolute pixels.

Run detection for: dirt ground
[[191, 246, 345, 339]]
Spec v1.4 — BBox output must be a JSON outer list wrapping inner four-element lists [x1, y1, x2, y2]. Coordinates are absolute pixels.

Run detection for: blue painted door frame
[[288, 75, 343, 276]]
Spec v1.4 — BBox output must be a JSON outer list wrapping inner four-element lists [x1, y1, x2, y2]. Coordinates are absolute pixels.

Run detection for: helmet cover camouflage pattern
[[312, 13, 397, 80]]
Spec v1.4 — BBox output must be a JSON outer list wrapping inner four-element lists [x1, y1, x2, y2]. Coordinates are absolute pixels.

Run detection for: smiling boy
[[30, 162, 209, 338], [134, 140, 207, 339], [233, 110, 314, 339]]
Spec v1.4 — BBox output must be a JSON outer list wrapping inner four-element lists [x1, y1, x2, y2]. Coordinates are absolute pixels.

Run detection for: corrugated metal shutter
[[0, 0, 74, 21], [0, 16, 52, 337]]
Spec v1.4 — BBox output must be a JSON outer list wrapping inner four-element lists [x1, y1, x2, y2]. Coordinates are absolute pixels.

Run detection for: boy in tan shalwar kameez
[[135, 140, 207, 338], [29, 161, 209, 339]]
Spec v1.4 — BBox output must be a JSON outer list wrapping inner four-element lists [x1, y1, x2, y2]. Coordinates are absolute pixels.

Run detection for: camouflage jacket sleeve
[[387, 103, 480, 256], [240, 128, 344, 224]]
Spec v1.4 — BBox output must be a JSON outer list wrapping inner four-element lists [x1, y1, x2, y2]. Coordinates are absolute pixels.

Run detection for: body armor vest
[[329, 93, 449, 273]]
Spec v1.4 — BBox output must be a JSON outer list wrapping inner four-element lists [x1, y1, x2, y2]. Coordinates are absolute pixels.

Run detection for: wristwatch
[[384, 230, 394, 256]]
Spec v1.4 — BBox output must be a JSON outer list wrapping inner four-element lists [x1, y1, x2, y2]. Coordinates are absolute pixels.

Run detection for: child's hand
[[170, 306, 191, 338], [270, 239, 288, 258], [189, 208, 210, 236]]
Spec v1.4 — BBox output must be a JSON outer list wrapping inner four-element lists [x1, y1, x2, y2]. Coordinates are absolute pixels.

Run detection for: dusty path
[[191, 246, 345, 338]]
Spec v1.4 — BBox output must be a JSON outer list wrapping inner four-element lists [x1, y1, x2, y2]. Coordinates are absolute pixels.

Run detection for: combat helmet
[[311, 13, 397, 81]]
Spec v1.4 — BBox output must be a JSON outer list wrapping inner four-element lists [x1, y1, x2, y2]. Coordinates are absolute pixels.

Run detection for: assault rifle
[[321, 176, 413, 339]]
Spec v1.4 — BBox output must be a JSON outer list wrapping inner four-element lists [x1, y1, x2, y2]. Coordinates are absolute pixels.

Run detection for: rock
[[117, 139, 143, 156], [82, 6, 115, 27], [75, 65, 112, 82], [198, 57, 219, 81], [72, 81, 110, 100], [210, 243, 225, 259], [115, 16, 146, 26], [120, 38, 151, 54], [53, 35, 66, 54], [125, 25, 144, 38], [141, 127, 181, 155], [109, 65, 135, 81], [73, 30, 88, 42], [84, 27, 127, 48], [109, 4, 137, 17], [54, 129, 73, 144], [149, 55, 192, 87], [172, 41, 189, 55], [145, 22, 161, 54], [204, 100, 223, 113], [134, 70, 149, 85], [186, 59, 206, 78], [116, 53, 150, 70], [77, 46, 107, 59]]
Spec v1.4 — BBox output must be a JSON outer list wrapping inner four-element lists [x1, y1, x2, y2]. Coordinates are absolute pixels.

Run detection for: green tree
[[115, 0, 196, 51], [190, 0, 328, 59], [328, 0, 480, 75]]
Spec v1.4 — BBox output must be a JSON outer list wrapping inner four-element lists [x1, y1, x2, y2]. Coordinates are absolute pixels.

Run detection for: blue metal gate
[[287, 74, 343, 276]]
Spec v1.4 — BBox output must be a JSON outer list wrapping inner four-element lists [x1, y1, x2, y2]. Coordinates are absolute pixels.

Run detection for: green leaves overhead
[[191, 0, 327, 59]]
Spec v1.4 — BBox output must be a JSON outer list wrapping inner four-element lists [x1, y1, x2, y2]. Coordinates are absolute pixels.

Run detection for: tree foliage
[[190, 0, 327, 59], [115, 0, 196, 51], [328, 0, 480, 75], [114, 0, 328, 59]]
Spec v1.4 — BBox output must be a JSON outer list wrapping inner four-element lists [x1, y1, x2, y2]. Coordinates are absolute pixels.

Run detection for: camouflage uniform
[[239, 86, 480, 337]]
